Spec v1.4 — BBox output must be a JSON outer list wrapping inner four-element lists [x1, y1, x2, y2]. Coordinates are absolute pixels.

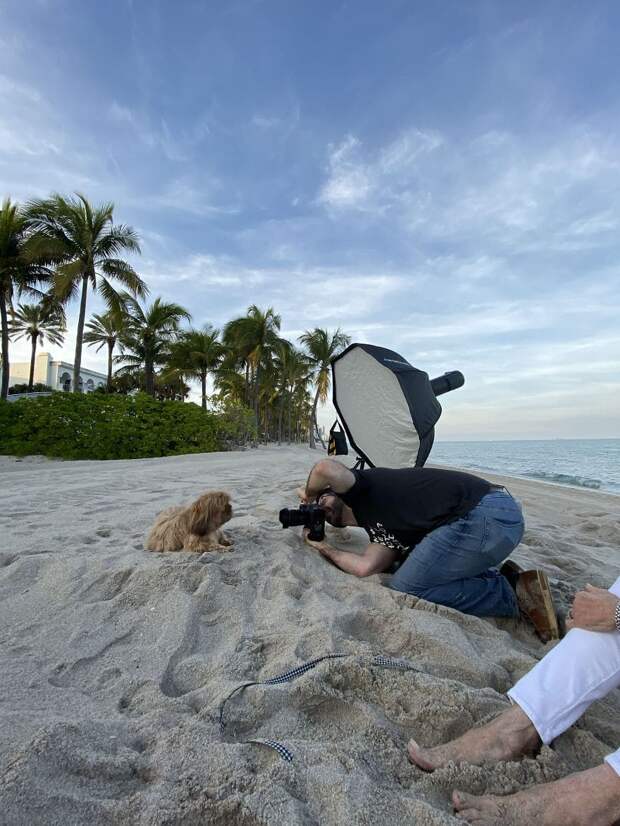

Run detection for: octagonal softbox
[[331, 343, 463, 469]]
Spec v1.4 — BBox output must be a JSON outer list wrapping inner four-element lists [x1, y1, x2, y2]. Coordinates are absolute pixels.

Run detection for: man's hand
[[296, 486, 308, 503], [566, 584, 619, 632], [302, 527, 333, 557]]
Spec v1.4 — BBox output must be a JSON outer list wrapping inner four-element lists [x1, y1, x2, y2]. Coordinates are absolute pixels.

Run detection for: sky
[[2, 0, 620, 440]]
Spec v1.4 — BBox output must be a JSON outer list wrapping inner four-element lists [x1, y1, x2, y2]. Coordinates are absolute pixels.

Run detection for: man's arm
[[304, 532, 397, 577], [304, 459, 356, 501]]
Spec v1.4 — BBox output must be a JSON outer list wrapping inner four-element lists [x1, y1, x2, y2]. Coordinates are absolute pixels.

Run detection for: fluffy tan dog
[[145, 491, 234, 553]]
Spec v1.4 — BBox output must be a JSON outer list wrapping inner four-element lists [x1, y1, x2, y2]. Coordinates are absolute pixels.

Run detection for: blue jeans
[[390, 490, 523, 617]]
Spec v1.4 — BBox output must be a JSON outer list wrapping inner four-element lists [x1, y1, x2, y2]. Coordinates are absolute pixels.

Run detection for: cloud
[[318, 135, 373, 209], [318, 129, 443, 212], [317, 124, 620, 260], [252, 114, 282, 129], [135, 178, 240, 217], [108, 101, 136, 125], [0, 73, 41, 104]]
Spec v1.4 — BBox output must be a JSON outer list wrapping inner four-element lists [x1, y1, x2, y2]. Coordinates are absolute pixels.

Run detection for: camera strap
[[218, 651, 422, 763]]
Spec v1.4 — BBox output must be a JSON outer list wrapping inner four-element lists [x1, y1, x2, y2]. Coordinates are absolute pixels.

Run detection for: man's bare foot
[[408, 704, 539, 771], [452, 763, 620, 825]]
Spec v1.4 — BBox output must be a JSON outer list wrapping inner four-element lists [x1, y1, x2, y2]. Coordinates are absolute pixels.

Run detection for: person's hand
[[302, 527, 331, 557], [566, 584, 619, 632], [296, 486, 308, 503]]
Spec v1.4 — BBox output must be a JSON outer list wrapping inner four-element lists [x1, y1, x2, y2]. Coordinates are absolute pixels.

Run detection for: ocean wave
[[521, 470, 602, 490]]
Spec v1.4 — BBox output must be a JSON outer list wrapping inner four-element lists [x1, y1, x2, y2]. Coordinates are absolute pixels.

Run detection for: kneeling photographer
[[280, 458, 558, 639]]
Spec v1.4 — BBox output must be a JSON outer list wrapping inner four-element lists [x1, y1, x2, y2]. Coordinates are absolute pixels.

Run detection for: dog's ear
[[215, 492, 232, 524], [188, 492, 230, 535], [188, 496, 215, 535]]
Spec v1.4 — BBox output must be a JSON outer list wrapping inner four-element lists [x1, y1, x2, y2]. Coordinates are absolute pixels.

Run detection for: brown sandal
[[515, 569, 560, 642]]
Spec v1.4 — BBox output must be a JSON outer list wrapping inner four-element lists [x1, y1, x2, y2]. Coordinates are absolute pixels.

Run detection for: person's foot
[[452, 763, 620, 825], [407, 705, 539, 771], [515, 569, 560, 642]]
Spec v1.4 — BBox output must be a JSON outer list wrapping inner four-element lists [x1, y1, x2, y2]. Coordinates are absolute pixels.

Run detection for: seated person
[[407, 581, 620, 825], [300, 458, 557, 638]]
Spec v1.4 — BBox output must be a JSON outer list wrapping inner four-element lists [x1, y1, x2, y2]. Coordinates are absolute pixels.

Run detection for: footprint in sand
[[0, 553, 17, 568], [81, 568, 135, 603]]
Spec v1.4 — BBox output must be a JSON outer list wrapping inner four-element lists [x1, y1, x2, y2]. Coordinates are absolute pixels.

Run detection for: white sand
[[1, 446, 619, 825]]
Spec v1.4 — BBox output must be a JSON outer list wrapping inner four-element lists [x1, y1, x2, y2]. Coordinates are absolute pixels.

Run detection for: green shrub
[[215, 404, 257, 447], [0, 394, 255, 460], [8, 383, 53, 393]]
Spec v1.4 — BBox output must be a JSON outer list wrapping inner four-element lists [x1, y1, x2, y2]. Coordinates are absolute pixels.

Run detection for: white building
[[3, 351, 107, 392]]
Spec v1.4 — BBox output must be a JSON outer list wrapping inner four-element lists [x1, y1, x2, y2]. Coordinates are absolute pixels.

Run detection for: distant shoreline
[[430, 460, 620, 497]]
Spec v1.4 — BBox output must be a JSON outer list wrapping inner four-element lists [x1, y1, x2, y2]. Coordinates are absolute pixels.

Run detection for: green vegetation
[[0, 197, 54, 400], [9, 299, 66, 390], [26, 193, 146, 394], [8, 382, 52, 394], [0, 393, 256, 460], [1, 192, 351, 450]]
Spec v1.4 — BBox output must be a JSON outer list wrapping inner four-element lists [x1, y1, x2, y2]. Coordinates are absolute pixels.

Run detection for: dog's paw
[[204, 544, 232, 553]]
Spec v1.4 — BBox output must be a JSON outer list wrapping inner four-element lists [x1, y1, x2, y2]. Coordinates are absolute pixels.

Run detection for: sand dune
[[1, 446, 619, 825]]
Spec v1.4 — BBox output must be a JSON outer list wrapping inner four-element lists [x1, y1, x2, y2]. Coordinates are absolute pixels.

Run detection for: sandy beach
[[1, 445, 619, 825]]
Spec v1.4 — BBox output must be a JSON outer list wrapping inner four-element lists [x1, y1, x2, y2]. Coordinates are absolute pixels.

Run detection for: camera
[[278, 503, 326, 541]]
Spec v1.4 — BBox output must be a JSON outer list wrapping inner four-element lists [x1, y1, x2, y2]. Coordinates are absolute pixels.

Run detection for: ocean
[[430, 439, 620, 495]]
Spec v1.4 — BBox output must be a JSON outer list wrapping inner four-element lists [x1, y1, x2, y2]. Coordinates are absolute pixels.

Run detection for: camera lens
[[279, 507, 307, 528]]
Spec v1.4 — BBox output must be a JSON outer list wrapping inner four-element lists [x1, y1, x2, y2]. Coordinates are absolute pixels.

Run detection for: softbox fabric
[[331, 343, 442, 468]]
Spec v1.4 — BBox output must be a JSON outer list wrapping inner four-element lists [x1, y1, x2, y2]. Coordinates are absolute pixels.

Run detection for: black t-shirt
[[339, 466, 492, 558]]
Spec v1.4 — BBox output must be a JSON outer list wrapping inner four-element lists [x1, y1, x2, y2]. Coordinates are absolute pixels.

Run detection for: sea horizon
[[437, 436, 619, 442], [431, 437, 620, 495]]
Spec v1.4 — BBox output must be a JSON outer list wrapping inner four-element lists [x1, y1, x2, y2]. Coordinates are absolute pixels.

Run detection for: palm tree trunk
[[28, 332, 38, 391], [277, 391, 285, 445], [73, 274, 89, 393], [309, 386, 321, 448], [0, 288, 10, 400], [312, 385, 327, 449], [201, 370, 207, 410], [107, 340, 114, 391], [253, 362, 260, 437], [145, 358, 155, 397], [287, 393, 292, 444]]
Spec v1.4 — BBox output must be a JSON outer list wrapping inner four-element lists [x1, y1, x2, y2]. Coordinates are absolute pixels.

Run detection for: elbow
[[356, 561, 378, 578]]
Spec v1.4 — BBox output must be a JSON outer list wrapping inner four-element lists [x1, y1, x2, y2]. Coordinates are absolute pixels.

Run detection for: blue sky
[[2, 0, 619, 439]]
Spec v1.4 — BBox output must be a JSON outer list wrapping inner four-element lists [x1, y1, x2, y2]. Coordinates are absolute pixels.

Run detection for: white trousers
[[508, 576, 620, 775]]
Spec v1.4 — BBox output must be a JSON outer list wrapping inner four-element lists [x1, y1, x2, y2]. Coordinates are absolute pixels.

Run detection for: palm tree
[[0, 198, 52, 399], [169, 326, 225, 410], [117, 296, 191, 396], [84, 310, 124, 391], [25, 193, 147, 393], [155, 366, 191, 402], [284, 348, 312, 444], [223, 305, 282, 418], [299, 327, 351, 449], [9, 299, 66, 391], [272, 341, 312, 443], [212, 365, 246, 408]]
